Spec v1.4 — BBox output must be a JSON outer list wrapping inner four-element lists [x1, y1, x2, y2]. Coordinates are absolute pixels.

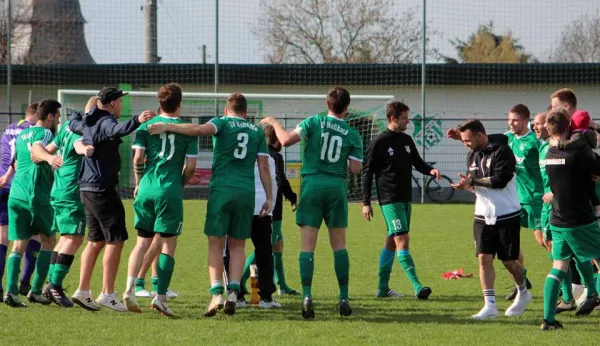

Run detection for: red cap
[[571, 110, 590, 130]]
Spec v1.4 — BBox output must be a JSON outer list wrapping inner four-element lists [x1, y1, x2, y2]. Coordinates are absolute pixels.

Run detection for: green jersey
[[50, 121, 84, 202], [294, 115, 363, 178], [505, 130, 543, 203], [208, 116, 268, 192], [538, 139, 551, 194], [10, 126, 54, 205], [132, 116, 199, 200]]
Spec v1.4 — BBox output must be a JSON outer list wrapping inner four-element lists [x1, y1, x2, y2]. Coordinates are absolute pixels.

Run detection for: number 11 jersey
[[132, 115, 199, 200], [208, 116, 269, 192], [294, 114, 363, 178]]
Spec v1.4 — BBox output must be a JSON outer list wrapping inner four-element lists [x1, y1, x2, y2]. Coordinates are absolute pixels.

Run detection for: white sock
[[517, 281, 528, 294], [483, 289, 496, 307], [211, 280, 222, 288], [126, 276, 136, 294]]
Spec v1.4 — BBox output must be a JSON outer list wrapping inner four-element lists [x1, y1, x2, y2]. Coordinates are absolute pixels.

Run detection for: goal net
[[58, 90, 393, 201]]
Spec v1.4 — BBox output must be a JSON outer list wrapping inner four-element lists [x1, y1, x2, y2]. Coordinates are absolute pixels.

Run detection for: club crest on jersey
[[405, 145, 410, 153], [387, 147, 394, 156]]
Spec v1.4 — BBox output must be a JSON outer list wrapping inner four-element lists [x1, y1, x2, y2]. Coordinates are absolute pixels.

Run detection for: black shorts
[[80, 188, 128, 243], [473, 215, 520, 261]]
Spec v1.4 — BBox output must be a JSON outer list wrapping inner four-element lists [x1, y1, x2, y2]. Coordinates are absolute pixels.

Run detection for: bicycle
[[412, 162, 454, 202]]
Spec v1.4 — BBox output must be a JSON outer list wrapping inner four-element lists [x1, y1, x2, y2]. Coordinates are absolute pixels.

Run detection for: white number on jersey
[[234, 133, 249, 159], [320, 132, 342, 163], [8, 138, 16, 160], [392, 219, 402, 231], [159, 133, 176, 160]]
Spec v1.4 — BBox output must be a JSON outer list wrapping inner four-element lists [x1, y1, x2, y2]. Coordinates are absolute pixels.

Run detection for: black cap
[[97, 87, 129, 105]]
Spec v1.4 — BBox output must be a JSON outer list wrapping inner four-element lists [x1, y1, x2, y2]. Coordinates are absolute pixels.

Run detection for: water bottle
[[250, 264, 260, 305]]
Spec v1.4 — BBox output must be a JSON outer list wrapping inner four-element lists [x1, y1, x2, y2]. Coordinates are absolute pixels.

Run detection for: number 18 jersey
[[208, 116, 269, 192], [294, 114, 363, 178], [132, 116, 199, 200]]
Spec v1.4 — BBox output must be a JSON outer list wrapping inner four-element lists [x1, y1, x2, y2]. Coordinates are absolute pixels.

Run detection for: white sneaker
[[151, 295, 174, 317], [376, 289, 403, 298], [72, 290, 100, 311], [135, 289, 152, 298], [505, 290, 532, 316], [123, 293, 143, 313], [472, 305, 499, 320], [204, 294, 222, 317], [259, 299, 282, 309], [236, 297, 248, 308], [223, 290, 237, 315], [96, 292, 127, 312], [150, 290, 179, 299]]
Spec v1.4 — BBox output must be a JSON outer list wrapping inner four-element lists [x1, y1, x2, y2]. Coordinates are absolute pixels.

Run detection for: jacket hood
[[486, 133, 508, 151], [84, 107, 112, 126]]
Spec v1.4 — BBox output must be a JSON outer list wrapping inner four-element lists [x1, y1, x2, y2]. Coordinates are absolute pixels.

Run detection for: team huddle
[[0, 84, 597, 328]]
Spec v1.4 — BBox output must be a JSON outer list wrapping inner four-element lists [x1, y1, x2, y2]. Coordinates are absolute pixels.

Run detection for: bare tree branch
[[550, 10, 600, 63]]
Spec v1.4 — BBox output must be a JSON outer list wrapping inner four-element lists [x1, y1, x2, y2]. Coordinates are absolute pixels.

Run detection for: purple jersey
[[0, 119, 32, 189]]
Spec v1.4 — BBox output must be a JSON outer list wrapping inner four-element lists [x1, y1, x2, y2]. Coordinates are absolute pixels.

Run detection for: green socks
[[549, 251, 574, 302], [135, 278, 145, 292], [47, 251, 58, 284], [241, 251, 256, 293], [51, 253, 75, 287], [544, 268, 567, 322], [273, 252, 288, 289], [378, 248, 395, 292], [397, 250, 423, 294], [334, 249, 350, 300], [575, 259, 598, 296], [299, 252, 314, 298], [209, 282, 224, 295], [31, 250, 51, 295], [157, 253, 175, 295], [7, 252, 22, 295]]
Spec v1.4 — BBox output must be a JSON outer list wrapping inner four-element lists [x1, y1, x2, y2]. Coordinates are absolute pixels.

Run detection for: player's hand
[[362, 205, 373, 222], [30, 153, 43, 163], [446, 128, 460, 140], [259, 116, 279, 126], [451, 173, 472, 190], [542, 192, 553, 204], [137, 110, 156, 124], [0, 173, 9, 189], [291, 202, 297, 212], [430, 169, 441, 180], [148, 122, 168, 135], [48, 155, 63, 170], [259, 200, 272, 218], [84, 145, 95, 157], [133, 185, 139, 198], [549, 138, 558, 147]]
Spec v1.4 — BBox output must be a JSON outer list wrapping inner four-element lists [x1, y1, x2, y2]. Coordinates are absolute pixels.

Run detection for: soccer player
[[260, 87, 363, 319], [452, 119, 531, 320], [148, 92, 273, 317], [362, 101, 439, 299], [0, 103, 38, 301], [541, 108, 600, 331], [69, 87, 155, 312], [123, 83, 198, 316], [4, 99, 63, 307]]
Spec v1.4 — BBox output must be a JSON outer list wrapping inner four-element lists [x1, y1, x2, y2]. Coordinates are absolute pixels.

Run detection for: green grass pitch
[[2, 201, 599, 345]]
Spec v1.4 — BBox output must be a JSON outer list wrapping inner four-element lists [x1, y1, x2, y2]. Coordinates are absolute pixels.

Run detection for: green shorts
[[51, 198, 86, 236], [380, 202, 412, 236], [204, 187, 254, 240], [541, 203, 552, 241], [133, 194, 183, 236], [520, 203, 542, 230], [271, 220, 283, 246], [8, 198, 54, 241], [296, 176, 348, 229], [550, 222, 600, 262]]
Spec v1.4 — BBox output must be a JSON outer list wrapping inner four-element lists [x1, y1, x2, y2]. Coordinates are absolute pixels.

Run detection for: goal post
[[57, 89, 393, 201]]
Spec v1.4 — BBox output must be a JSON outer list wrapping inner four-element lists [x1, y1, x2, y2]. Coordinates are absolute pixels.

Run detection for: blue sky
[[80, 0, 600, 64]]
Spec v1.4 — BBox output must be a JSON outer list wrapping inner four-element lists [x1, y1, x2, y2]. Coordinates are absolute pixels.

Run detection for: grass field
[[2, 201, 599, 345]]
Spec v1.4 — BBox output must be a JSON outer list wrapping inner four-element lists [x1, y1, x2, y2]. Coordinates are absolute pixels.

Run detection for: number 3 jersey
[[293, 114, 363, 178], [132, 115, 199, 200], [208, 115, 269, 192]]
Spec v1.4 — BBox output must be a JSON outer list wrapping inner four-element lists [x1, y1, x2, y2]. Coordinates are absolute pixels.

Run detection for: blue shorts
[[0, 189, 8, 226]]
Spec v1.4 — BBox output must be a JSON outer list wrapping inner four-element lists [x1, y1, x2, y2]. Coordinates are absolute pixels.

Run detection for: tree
[[257, 0, 437, 64], [550, 10, 600, 63], [442, 22, 535, 63]]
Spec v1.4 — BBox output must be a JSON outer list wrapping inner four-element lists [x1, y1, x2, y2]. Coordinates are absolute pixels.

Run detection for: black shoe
[[338, 298, 352, 317], [540, 319, 563, 331], [19, 281, 31, 296], [575, 294, 599, 316], [26, 290, 51, 305], [526, 278, 532, 290], [417, 287, 432, 300], [0, 288, 3, 303], [302, 296, 315, 319], [555, 299, 576, 314], [505, 286, 518, 301], [46, 284, 74, 308], [4, 292, 26, 307]]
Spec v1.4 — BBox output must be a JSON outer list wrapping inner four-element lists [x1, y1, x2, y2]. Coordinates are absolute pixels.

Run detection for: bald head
[[533, 112, 549, 140]]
